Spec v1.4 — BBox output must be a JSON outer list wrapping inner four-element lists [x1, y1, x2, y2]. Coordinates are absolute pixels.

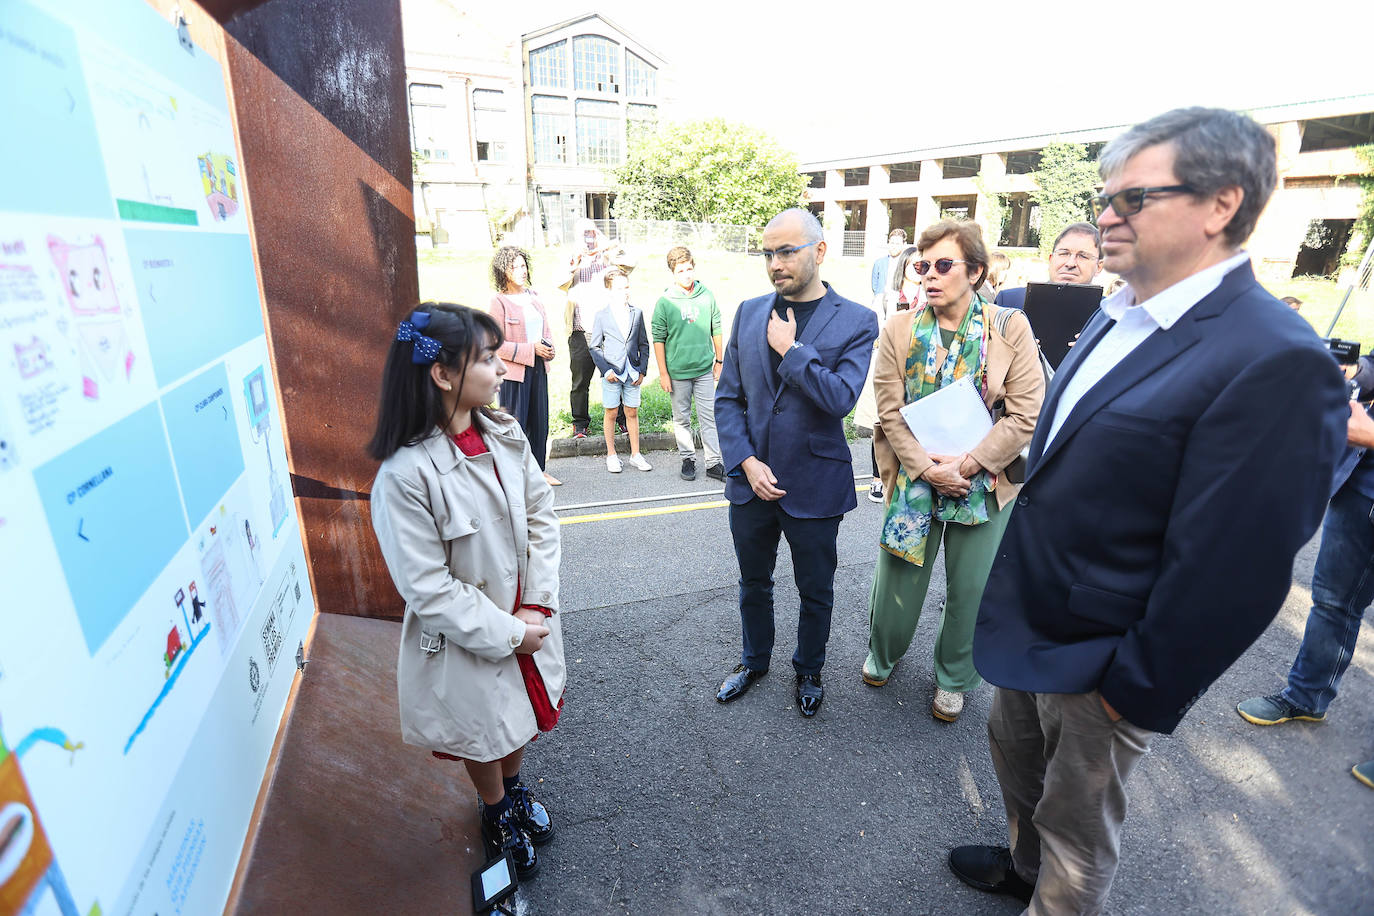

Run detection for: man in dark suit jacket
[[713, 208, 879, 717], [949, 108, 1349, 913], [994, 222, 1104, 311]]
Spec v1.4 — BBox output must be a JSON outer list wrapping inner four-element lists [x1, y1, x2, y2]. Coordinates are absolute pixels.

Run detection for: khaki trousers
[[988, 688, 1155, 916]]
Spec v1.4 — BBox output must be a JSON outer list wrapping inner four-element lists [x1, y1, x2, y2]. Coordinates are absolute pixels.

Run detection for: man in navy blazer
[[994, 222, 1104, 311], [713, 209, 878, 717], [949, 109, 1349, 913]]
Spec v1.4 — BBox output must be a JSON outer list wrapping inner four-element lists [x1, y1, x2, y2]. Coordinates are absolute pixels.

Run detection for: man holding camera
[[1238, 352, 1374, 790], [994, 222, 1105, 310], [951, 107, 1349, 914]]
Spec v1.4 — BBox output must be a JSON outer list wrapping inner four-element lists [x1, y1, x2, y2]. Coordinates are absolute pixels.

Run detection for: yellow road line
[[559, 499, 730, 525], [558, 484, 869, 525]]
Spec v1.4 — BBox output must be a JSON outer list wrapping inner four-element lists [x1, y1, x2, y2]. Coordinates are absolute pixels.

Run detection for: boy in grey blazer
[[589, 269, 651, 473]]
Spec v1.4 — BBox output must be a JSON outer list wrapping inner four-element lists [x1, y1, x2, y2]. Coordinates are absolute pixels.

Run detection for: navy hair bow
[[395, 311, 443, 364]]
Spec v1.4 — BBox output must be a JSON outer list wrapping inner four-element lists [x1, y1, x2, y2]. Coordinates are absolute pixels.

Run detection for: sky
[[479, 0, 1374, 163]]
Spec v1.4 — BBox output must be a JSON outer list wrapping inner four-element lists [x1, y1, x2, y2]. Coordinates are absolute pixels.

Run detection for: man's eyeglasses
[[914, 258, 968, 276], [1052, 249, 1099, 264], [761, 240, 819, 262], [1091, 185, 1196, 220]]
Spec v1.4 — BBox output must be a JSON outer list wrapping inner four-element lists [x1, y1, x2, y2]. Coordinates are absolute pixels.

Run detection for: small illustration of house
[[164, 626, 184, 675]]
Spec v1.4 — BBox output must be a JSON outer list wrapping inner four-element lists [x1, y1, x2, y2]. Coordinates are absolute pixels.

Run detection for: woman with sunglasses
[[885, 245, 925, 314], [864, 220, 1045, 723]]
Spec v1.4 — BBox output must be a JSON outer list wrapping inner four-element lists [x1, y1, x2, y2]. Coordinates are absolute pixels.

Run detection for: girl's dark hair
[[890, 245, 920, 292], [491, 245, 530, 292], [367, 302, 504, 461]]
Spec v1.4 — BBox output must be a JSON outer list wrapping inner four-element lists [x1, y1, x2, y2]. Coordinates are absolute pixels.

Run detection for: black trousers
[[728, 497, 841, 675], [568, 331, 595, 429], [499, 356, 549, 471]]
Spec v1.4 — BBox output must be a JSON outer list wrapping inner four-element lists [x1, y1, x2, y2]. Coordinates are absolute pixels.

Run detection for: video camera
[[1325, 338, 1361, 365]]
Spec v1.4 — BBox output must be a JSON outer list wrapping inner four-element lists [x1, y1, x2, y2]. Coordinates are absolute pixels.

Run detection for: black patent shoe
[[796, 673, 824, 717], [716, 664, 767, 702], [510, 782, 554, 845], [948, 845, 1034, 904], [481, 805, 538, 878]]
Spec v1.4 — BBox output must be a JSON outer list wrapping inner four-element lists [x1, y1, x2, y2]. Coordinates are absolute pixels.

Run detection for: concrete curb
[[549, 429, 691, 458]]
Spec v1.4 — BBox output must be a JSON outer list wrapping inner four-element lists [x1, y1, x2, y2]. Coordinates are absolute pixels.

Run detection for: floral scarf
[[879, 295, 993, 566]]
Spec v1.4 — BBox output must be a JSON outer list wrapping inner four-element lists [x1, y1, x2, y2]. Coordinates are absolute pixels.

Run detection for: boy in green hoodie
[[652, 246, 724, 480]]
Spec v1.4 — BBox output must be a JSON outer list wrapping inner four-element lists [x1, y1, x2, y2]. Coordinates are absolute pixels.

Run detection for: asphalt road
[[508, 442, 1373, 915]]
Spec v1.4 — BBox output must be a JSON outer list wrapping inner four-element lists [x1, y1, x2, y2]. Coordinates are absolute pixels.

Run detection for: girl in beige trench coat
[[368, 303, 565, 879]]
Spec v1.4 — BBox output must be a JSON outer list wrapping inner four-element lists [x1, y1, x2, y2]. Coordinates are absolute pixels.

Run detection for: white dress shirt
[[509, 291, 544, 344], [1044, 250, 1252, 446]]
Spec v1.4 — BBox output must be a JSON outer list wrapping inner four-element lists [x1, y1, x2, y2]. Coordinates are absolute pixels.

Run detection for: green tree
[[1348, 143, 1374, 267], [612, 118, 808, 226], [1030, 142, 1100, 258]]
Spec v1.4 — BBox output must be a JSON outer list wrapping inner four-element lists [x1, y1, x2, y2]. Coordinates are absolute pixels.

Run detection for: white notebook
[[898, 376, 992, 455]]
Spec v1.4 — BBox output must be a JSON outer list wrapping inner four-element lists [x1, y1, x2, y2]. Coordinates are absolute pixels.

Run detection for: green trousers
[[865, 497, 1012, 691]]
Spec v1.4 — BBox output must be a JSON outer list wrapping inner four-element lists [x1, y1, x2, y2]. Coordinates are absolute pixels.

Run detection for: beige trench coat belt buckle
[[419, 629, 446, 655]]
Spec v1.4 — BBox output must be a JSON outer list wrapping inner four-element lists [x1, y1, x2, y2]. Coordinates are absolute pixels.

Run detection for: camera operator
[[1237, 350, 1374, 790]]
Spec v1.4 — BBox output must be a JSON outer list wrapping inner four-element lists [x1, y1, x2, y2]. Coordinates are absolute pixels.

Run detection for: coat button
[[476, 580, 487, 590], [773, 406, 782, 414], [1017, 495, 1029, 507], [470, 517, 480, 528]]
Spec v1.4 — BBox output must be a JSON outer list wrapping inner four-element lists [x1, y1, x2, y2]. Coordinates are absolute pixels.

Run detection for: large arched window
[[573, 35, 618, 93]]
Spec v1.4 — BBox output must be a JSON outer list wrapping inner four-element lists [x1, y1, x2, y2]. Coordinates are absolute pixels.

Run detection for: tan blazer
[[370, 413, 564, 762], [490, 291, 550, 383], [873, 304, 1044, 510]]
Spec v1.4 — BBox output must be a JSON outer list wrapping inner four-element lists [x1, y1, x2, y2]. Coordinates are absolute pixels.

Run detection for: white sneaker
[[628, 453, 652, 471], [606, 454, 622, 473], [932, 688, 965, 722]]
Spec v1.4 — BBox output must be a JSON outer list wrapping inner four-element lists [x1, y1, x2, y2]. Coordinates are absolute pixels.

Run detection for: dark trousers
[[499, 357, 549, 471], [568, 331, 595, 430], [728, 497, 841, 675]]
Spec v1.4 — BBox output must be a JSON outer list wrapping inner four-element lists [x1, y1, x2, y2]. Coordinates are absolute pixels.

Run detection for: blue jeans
[[1282, 484, 1374, 714], [728, 497, 841, 675]]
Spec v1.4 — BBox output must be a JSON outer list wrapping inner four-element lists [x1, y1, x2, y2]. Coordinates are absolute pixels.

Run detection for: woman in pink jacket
[[490, 246, 560, 486]]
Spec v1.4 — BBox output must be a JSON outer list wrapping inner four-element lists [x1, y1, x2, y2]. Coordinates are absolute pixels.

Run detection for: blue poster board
[[0, 3, 316, 913]]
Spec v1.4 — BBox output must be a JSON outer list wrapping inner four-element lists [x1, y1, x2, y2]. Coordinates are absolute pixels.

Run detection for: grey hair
[[1098, 107, 1276, 246], [1052, 222, 1102, 258], [767, 208, 824, 244]]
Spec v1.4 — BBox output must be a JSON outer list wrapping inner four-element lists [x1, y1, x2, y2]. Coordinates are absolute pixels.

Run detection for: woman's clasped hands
[[923, 452, 982, 499]]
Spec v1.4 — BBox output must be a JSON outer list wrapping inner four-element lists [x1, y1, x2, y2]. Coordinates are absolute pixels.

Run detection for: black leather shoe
[[716, 664, 766, 702], [796, 673, 824, 717], [681, 457, 697, 480], [510, 782, 554, 845], [481, 805, 538, 878], [705, 463, 726, 482], [948, 845, 1034, 904]]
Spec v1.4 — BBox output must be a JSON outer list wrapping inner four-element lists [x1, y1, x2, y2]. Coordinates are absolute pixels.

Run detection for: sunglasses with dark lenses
[[1090, 184, 1196, 220], [914, 258, 968, 276]]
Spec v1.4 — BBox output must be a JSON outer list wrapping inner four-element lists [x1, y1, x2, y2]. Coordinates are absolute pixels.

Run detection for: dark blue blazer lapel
[[797, 286, 840, 347], [752, 297, 779, 400], [1027, 309, 1115, 466], [1028, 263, 1258, 477]]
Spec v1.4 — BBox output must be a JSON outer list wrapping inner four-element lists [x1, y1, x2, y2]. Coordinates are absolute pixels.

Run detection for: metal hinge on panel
[[295, 640, 308, 674], [171, 6, 193, 55]]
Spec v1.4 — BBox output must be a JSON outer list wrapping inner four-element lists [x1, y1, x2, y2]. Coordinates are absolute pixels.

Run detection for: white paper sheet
[[897, 376, 993, 455]]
